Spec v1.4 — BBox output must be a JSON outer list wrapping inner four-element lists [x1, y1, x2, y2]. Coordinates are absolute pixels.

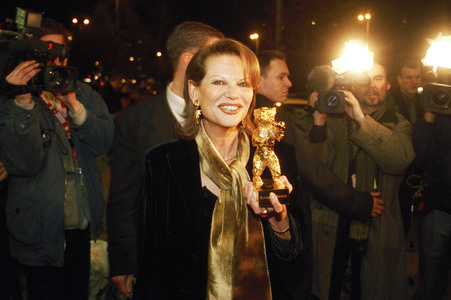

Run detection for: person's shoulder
[[145, 139, 195, 165], [115, 91, 168, 122]]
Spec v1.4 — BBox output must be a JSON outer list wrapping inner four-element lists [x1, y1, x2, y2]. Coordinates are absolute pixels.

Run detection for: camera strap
[[40, 92, 78, 162]]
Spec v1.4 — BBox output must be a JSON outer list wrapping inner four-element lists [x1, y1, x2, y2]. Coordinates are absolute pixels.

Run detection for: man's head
[[166, 21, 224, 72], [33, 18, 71, 66], [34, 18, 71, 47], [397, 58, 422, 98], [256, 50, 292, 103], [352, 63, 391, 113]]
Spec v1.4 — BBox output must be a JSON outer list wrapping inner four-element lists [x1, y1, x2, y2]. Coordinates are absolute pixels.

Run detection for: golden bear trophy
[[252, 107, 289, 207]]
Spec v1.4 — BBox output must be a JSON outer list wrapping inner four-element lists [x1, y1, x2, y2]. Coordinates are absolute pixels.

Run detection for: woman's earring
[[194, 100, 201, 124]]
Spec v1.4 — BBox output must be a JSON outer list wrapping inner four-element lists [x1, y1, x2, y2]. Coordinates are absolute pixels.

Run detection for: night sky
[[2, 0, 451, 94]]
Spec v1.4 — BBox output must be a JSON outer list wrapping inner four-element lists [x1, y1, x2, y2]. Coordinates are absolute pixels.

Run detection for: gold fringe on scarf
[[195, 121, 272, 300]]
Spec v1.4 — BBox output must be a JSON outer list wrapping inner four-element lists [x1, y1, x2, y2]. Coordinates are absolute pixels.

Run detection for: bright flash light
[[250, 33, 259, 40], [83, 18, 90, 25], [72, 18, 78, 24], [422, 33, 451, 71], [156, 51, 162, 57], [331, 40, 374, 74]]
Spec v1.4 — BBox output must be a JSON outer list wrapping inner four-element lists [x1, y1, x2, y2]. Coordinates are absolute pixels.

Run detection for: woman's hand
[[245, 176, 293, 239]]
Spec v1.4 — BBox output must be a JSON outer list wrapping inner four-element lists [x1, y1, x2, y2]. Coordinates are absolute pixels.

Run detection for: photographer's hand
[[308, 91, 326, 125], [341, 90, 365, 125], [424, 111, 436, 123], [6, 60, 40, 105], [6, 60, 40, 86], [55, 92, 82, 114]]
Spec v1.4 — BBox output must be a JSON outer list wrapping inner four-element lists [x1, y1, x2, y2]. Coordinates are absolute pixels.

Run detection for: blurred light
[[68, 35, 73, 42], [94, 75, 99, 80], [94, 61, 100, 67], [422, 33, 451, 71], [131, 79, 137, 84], [332, 40, 374, 74], [250, 33, 259, 40], [100, 81, 105, 86], [365, 13, 371, 20], [72, 18, 78, 24], [358, 15, 364, 21], [129, 56, 135, 62], [156, 51, 162, 57], [311, 21, 316, 25], [417, 87, 424, 93], [121, 79, 126, 84], [83, 18, 90, 25], [83, 78, 92, 83], [275, 102, 282, 107]]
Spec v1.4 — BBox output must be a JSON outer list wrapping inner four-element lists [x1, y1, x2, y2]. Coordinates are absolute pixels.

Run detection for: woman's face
[[190, 54, 253, 134]]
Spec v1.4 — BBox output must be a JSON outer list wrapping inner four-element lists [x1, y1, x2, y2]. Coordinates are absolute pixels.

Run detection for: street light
[[250, 33, 259, 53], [357, 13, 371, 42]]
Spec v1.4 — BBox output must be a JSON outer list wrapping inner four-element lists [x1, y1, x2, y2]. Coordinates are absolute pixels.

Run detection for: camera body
[[8, 39, 78, 94], [0, 7, 78, 94], [314, 71, 370, 114], [317, 87, 346, 114], [422, 83, 451, 114]]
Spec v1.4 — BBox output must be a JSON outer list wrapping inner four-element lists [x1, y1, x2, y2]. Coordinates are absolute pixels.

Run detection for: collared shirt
[[166, 82, 185, 124]]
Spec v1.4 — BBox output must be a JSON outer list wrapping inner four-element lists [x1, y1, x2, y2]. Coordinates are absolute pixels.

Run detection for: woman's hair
[[178, 38, 260, 140]]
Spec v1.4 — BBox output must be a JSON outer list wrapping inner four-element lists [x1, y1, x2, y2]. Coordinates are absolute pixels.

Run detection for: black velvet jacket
[[133, 138, 306, 300]]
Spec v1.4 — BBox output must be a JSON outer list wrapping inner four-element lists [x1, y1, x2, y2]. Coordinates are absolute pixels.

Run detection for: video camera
[[422, 83, 451, 114], [308, 65, 370, 114], [0, 7, 78, 94]]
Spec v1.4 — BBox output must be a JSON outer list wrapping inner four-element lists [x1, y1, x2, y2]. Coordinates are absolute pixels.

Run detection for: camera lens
[[325, 93, 340, 108], [431, 88, 450, 108], [48, 68, 70, 89]]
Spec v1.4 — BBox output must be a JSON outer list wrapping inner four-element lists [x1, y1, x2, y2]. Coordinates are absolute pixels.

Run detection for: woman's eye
[[212, 80, 225, 85], [238, 81, 250, 87]]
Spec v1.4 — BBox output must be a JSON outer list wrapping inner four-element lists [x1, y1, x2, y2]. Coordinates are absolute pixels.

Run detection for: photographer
[[0, 19, 113, 300], [413, 109, 451, 300], [308, 63, 415, 300]]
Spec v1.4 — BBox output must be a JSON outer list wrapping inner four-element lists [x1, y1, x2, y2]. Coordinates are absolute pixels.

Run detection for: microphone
[[307, 65, 336, 92]]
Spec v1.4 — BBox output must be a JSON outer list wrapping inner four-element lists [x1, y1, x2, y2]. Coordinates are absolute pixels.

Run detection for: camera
[[308, 66, 370, 114], [317, 87, 346, 114], [422, 83, 451, 114], [0, 7, 78, 94]]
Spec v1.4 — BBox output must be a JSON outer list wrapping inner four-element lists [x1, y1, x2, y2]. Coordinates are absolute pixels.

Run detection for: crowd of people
[[0, 15, 449, 300]]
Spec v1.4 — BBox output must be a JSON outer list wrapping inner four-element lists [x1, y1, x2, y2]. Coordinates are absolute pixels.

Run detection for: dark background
[[1, 0, 451, 97]]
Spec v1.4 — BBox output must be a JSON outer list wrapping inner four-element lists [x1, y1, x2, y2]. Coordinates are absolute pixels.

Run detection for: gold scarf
[[195, 121, 272, 300]]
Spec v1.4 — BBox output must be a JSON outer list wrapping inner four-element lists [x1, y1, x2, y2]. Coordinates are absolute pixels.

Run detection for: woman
[[134, 38, 305, 299]]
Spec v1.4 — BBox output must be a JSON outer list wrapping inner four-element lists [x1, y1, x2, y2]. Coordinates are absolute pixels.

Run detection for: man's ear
[[387, 82, 391, 91], [181, 52, 194, 68], [188, 80, 198, 104], [396, 75, 402, 86]]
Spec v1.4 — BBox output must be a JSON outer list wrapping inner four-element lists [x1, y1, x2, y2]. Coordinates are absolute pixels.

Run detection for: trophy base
[[258, 188, 289, 207]]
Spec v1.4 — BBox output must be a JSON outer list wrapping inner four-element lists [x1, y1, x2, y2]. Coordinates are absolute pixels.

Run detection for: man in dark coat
[[106, 21, 224, 298]]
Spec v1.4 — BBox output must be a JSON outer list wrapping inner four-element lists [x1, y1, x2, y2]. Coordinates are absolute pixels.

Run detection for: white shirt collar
[[166, 82, 185, 124]]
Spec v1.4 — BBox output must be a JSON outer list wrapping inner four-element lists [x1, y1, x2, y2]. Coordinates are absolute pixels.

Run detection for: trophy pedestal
[[257, 178, 289, 207]]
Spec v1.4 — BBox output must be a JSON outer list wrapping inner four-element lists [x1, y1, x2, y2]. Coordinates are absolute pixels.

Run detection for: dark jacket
[[390, 86, 423, 123], [134, 138, 306, 300], [0, 82, 113, 266], [413, 114, 451, 214], [107, 90, 179, 277]]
